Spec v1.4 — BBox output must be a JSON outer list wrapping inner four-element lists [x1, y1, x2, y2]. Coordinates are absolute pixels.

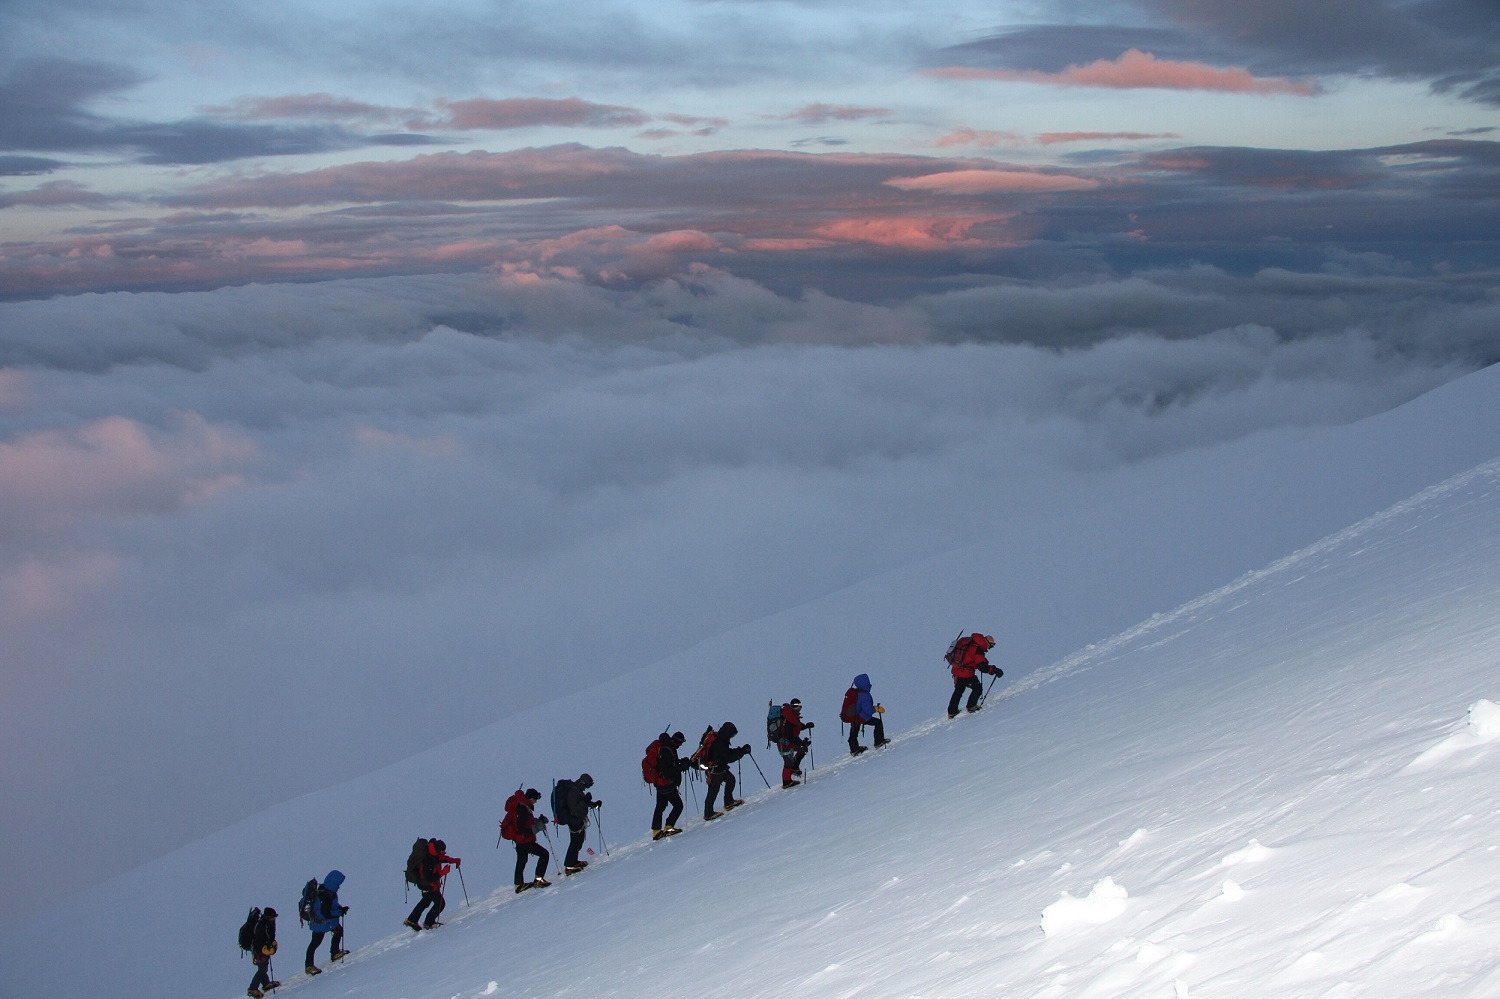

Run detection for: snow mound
[[1403, 698, 1500, 771], [1041, 877, 1129, 937]]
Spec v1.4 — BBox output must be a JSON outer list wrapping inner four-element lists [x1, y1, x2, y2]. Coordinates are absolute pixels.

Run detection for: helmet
[[579, 773, 593, 787], [984, 635, 996, 648], [789, 698, 802, 711], [262, 907, 278, 919], [671, 731, 686, 744]]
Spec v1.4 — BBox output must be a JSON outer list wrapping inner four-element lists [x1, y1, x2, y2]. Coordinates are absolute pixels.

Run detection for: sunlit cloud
[[935, 128, 1021, 148], [811, 214, 1008, 249], [0, 414, 258, 534], [885, 169, 1099, 194], [928, 49, 1319, 95]]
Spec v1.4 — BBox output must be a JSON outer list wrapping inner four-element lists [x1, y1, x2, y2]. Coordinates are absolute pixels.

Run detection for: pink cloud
[[1036, 131, 1181, 145], [739, 237, 835, 252], [438, 97, 648, 130], [641, 230, 722, 253], [811, 215, 1008, 250], [0, 414, 258, 532], [928, 49, 1318, 95], [886, 170, 1099, 194], [1, 551, 122, 619], [935, 128, 1020, 148]]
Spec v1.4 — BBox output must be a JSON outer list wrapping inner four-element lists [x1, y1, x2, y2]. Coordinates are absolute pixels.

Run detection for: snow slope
[[3, 364, 1500, 999], [240, 434, 1500, 997]]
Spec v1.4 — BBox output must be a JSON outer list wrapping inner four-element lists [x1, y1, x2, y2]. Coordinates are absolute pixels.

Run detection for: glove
[[453, 858, 462, 866], [874, 704, 886, 714], [341, 906, 350, 915], [804, 721, 815, 729], [593, 799, 604, 808], [261, 943, 277, 956]]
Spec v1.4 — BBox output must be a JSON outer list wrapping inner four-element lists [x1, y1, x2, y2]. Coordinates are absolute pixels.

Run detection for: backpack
[[237, 907, 261, 953], [500, 792, 521, 842], [944, 632, 968, 667], [297, 878, 319, 926], [404, 838, 429, 885], [642, 737, 663, 785], [551, 780, 574, 826], [688, 725, 716, 768], [766, 702, 785, 748], [840, 686, 860, 723]]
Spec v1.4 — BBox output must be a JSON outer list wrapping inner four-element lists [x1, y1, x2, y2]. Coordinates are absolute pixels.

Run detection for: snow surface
[[222, 439, 1500, 998], [5, 365, 1500, 998]]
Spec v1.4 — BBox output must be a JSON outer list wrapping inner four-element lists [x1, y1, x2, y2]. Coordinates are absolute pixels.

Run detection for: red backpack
[[642, 738, 663, 784], [840, 686, 860, 723], [499, 791, 526, 842], [688, 725, 716, 768]]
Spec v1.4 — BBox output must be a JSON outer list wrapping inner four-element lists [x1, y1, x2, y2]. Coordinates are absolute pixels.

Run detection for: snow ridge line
[[989, 456, 1500, 705]]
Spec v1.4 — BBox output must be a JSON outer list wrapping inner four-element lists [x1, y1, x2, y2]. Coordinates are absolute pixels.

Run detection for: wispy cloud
[[1037, 131, 1181, 145], [928, 49, 1319, 95], [885, 169, 1098, 194], [774, 103, 893, 124]]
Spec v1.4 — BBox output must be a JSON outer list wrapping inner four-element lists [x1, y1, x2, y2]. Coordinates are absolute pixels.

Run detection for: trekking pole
[[496, 822, 503, 850], [593, 803, 610, 856], [539, 821, 559, 878], [746, 750, 772, 789], [686, 769, 699, 810], [456, 864, 470, 906], [979, 669, 1001, 708]]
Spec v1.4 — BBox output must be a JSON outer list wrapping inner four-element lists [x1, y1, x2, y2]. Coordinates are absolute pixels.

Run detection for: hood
[[322, 870, 344, 892], [853, 673, 871, 692], [720, 722, 738, 738]]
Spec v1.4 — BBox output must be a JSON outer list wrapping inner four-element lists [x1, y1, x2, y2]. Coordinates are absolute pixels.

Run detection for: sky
[[0, 0, 1497, 296], [2, 0, 1500, 923], [3, 368, 1499, 999]]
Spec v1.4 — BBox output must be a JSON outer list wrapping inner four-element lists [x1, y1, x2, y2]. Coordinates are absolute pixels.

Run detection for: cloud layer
[[2, 262, 1499, 906]]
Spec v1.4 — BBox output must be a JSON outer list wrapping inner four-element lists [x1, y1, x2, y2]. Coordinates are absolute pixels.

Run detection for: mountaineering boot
[[653, 829, 666, 841], [266, 981, 281, 989], [331, 949, 350, 962], [965, 705, 981, 714], [423, 919, 443, 929], [662, 825, 682, 836], [782, 779, 800, 789], [515, 882, 531, 894], [248, 989, 264, 998], [704, 810, 722, 821], [947, 712, 958, 719], [403, 918, 422, 931], [725, 798, 745, 809], [305, 966, 322, 976], [851, 746, 867, 756], [875, 737, 891, 747], [564, 862, 587, 875], [532, 876, 552, 888]]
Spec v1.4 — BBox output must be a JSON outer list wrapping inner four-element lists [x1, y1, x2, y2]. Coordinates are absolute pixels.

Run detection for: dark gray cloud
[[940, 1, 1500, 105], [0, 59, 444, 164], [0, 155, 65, 176]]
